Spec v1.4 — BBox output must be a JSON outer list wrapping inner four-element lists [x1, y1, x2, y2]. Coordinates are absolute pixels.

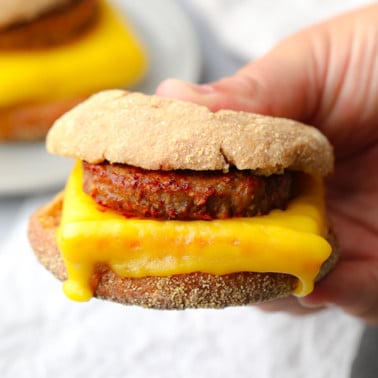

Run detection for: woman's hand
[[156, 4, 378, 323]]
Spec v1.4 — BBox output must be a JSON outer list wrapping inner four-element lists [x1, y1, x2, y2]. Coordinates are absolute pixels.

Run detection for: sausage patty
[[83, 162, 293, 220], [0, 0, 98, 49]]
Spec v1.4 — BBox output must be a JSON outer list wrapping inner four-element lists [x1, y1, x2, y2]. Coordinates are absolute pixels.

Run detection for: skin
[[156, 4, 378, 324]]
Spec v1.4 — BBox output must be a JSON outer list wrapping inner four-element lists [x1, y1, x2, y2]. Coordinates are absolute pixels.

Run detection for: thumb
[[157, 3, 377, 125], [156, 31, 321, 122]]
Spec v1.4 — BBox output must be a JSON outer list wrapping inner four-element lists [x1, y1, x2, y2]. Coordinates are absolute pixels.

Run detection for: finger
[[257, 296, 325, 316], [157, 4, 378, 148], [299, 260, 378, 324], [156, 9, 333, 120], [156, 34, 319, 120]]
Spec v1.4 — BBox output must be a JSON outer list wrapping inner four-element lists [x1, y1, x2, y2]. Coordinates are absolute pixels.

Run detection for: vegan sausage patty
[[82, 161, 294, 220]]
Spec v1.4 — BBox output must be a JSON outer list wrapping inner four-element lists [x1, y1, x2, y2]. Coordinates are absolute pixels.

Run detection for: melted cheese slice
[[57, 162, 332, 301], [0, 0, 147, 107]]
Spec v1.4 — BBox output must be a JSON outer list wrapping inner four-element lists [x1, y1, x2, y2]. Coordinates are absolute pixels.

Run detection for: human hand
[[156, 4, 378, 323]]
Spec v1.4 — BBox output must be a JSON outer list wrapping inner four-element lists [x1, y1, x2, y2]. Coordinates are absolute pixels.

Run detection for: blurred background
[[0, 0, 375, 377]]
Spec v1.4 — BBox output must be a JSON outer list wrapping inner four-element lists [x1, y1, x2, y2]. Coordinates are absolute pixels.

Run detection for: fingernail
[[298, 297, 326, 309], [188, 83, 215, 94]]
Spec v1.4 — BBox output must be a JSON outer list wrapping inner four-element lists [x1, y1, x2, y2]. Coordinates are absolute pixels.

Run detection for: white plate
[[0, 0, 201, 196]]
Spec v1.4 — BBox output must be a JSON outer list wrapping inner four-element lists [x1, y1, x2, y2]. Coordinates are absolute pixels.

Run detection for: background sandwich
[[0, 0, 147, 141], [28, 90, 338, 309]]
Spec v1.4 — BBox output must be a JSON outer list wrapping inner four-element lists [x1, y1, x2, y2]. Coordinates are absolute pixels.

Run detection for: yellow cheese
[[57, 162, 332, 301], [0, 0, 147, 107]]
